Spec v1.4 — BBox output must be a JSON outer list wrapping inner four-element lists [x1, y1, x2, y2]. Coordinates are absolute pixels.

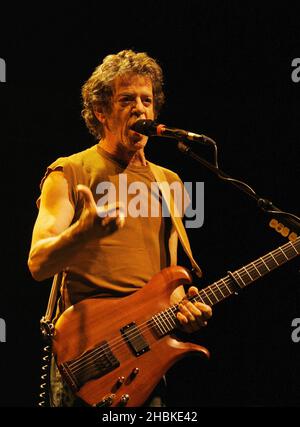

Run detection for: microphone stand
[[177, 139, 300, 234]]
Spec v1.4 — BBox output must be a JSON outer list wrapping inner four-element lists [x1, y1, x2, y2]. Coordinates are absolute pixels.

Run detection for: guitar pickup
[[120, 322, 150, 357]]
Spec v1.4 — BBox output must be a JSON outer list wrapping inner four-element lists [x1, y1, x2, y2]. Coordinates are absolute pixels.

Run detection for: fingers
[[101, 211, 125, 231], [186, 286, 199, 297], [187, 286, 213, 319], [77, 184, 125, 224], [98, 202, 125, 230], [97, 201, 125, 219], [76, 185, 125, 237], [177, 286, 213, 333], [177, 302, 207, 328]]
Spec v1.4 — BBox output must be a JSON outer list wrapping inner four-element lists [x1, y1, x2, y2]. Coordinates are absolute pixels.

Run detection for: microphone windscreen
[[131, 119, 157, 136]]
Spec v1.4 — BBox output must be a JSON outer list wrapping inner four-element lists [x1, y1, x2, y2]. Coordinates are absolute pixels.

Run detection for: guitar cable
[[38, 317, 55, 407], [38, 342, 52, 407]]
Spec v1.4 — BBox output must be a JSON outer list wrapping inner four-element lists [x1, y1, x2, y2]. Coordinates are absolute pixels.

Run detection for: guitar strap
[[40, 271, 64, 334], [148, 162, 202, 278]]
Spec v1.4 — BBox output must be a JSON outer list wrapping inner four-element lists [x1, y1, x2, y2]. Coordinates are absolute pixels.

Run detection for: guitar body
[[52, 236, 299, 406], [52, 266, 210, 407]]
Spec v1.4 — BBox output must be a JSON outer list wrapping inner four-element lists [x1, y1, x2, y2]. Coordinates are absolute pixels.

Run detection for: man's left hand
[[176, 286, 212, 333]]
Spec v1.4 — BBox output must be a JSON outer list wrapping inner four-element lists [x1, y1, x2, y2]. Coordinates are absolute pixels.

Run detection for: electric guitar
[[52, 237, 299, 407]]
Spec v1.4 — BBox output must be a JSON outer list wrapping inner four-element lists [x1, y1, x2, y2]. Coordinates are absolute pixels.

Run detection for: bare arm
[[28, 171, 124, 281]]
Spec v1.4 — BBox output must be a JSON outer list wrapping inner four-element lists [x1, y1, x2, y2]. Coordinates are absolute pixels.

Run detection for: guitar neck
[[193, 237, 300, 307], [152, 237, 299, 337]]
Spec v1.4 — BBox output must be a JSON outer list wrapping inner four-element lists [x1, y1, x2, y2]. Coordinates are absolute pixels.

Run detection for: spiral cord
[[38, 343, 52, 407], [37, 273, 61, 407]]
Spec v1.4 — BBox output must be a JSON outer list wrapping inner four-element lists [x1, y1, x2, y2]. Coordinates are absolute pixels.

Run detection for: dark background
[[0, 1, 299, 407]]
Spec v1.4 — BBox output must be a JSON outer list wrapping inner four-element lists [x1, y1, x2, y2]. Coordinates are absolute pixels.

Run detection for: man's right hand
[[76, 184, 125, 241]]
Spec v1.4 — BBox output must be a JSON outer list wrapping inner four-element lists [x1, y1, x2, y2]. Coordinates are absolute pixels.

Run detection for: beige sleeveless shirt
[[38, 144, 184, 312]]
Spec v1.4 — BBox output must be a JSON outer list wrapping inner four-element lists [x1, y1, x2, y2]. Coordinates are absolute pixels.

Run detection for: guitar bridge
[[120, 322, 150, 356], [60, 341, 120, 391]]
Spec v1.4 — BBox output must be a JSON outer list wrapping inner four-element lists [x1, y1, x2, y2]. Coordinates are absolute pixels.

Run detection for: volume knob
[[117, 376, 125, 386], [131, 367, 139, 377], [120, 394, 130, 405], [94, 393, 116, 407]]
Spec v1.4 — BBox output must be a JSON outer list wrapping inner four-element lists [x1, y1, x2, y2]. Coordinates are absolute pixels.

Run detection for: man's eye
[[120, 98, 131, 104]]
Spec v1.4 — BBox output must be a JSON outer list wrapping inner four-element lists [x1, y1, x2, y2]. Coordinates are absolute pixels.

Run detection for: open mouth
[[129, 122, 141, 134], [130, 128, 141, 135], [129, 123, 144, 138]]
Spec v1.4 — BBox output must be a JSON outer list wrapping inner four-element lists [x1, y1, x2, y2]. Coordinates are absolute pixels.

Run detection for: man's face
[[101, 74, 155, 152]]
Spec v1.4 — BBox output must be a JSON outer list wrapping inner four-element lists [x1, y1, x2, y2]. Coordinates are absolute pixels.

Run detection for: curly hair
[[81, 50, 165, 139]]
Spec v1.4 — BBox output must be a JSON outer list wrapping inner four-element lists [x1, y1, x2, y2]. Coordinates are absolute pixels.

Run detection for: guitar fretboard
[[152, 237, 300, 337]]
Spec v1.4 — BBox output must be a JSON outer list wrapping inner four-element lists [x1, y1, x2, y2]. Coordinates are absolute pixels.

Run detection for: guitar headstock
[[269, 218, 298, 242]]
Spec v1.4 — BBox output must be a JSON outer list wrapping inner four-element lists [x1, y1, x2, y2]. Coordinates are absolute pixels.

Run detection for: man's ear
[[94, 109, 106, 124]]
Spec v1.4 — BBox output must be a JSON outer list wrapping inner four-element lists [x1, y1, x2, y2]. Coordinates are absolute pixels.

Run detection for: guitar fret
[[157, 314, 168, 334], [154, 305, 180, 337], [260, 257, 270, 272], [207, 288, 219, 304], [279, 247, 289, 260], [220, 278, 232, 295], [270, 252, 279, 266], [161, 310, 174, 332], [268, 253, 280, 270], [165, 308, 177, 328], [217, 283, 226, 298], [244, 263, 260, 280], [273, 250, 285, 265], [211, 284, 224, 301], [235, 270, 246, 287], [252, 262, 262, 277], [201, 289, 214, 305], [242, 266, 255, 281], [256, 261, 267, 276], [156, 314, 167, 334], [152, 314, 165, 335], [195, 293, 205, 304], [290, 241, 298, 255], [264, 254, 278, 270], [170, 306, 178, 321]]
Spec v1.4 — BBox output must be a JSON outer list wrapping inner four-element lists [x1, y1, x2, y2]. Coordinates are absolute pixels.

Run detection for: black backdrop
[[0, 1, 299, 407]]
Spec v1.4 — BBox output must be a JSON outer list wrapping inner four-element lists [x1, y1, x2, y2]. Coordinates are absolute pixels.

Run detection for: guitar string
[[66, 242, 299, 377], [67, 246, 299, 378], [67, 243, 299, 376]]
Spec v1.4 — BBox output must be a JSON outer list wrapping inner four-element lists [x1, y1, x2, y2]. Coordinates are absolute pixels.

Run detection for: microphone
[[131, 119, 211, 145]]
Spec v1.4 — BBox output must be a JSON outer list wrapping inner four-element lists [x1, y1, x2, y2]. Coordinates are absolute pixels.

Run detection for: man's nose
[[132, 98, 146, 116]]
